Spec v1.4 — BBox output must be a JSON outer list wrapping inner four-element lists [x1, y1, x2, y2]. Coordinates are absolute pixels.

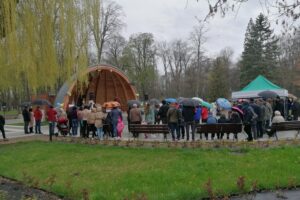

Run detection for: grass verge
[[0, 141, 299, 199]]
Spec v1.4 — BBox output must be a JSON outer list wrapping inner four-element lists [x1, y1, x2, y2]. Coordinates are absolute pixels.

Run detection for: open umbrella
[[149, 98, 160, 105], [127, 100, 141, 108], [216, 98, 231, 110], [192, 97, 203, 103], [165, 98, 177, 103], [258, 90, 279, 99], [102, 101, 121, 109], [232, 106, 244, 115], [31, 99, 51, 106], [181, 98, 198, 107], [201, 101, 212, 109]]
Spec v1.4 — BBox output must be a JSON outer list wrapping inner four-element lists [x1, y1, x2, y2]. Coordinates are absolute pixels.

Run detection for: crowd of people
[[2, 95, 296, 142]]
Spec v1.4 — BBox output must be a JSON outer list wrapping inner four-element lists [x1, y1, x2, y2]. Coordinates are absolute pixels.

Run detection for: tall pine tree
[[240, 13, 279, 87]]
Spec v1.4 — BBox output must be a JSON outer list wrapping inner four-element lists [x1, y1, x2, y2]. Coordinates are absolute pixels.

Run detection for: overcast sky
[[114, 0, 281, 62]]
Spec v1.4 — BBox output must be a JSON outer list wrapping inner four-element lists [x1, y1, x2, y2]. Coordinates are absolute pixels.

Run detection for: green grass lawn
[[0, 142, 300, 200]]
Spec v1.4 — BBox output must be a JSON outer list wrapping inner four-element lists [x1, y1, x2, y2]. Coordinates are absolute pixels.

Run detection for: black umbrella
[[149, 98, 160, 105], [31, 99, 51, 106], [258, 91, 279, 99], [181, 98, 198, 107], [127, 100, 141, 108]]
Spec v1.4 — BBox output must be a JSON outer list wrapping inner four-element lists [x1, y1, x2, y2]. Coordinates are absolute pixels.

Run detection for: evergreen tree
[[240, 13, 279, 87]]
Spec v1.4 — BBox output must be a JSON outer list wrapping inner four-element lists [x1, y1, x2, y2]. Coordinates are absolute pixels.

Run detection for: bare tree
[[88, 0, 124, 63], [159, 39, 192, 97], [103, 34, 127, 69]]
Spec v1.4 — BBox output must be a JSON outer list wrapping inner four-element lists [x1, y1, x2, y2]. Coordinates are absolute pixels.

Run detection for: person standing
[[0, 114, 7, 140], [257, 99, 266, 138], [250, 99, 260, 139], [87, 108, 96, 138], [81, 106, 90, 138], [207, 112, 218, 140], [70, 106, 79, 136], [34, 106, 43, 134], [242, 102, 255, 141], [95, 106, 105, 140], [291, 99, 300, 120], [157, 100, 169, 139], [110, 106, 122, 138], [265, 99, 273, 129], [22, 106, 30, 134], [193, 105, 202, 139], [28, 108, 34, 133], [129, 104, 142, 138], [178, 104, 185, 139], [144, 103, 155, 139], [46, 106, 57, 137], [182, 106, 195, 141], [167, 103, 180, 141]]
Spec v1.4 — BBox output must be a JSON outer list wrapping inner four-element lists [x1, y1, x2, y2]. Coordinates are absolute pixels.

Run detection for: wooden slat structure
[[55, 64, 137, 111]]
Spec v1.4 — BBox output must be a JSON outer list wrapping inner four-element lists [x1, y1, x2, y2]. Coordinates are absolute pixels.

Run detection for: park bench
[[196, 123, 243, 140], [129, 124, 169, 139], [269, 121, 300, 140]]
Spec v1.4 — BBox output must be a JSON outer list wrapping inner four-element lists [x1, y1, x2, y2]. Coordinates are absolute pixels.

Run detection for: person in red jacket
[[47, 106, 57, 136], [201, 107, 209, 123], [34, 106, 43, 134]]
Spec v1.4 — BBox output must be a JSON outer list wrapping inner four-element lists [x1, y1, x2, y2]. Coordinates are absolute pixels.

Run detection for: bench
[[196, 123, 243, 140], [269, 121, 300, 140], [129, 124, 169, 139]]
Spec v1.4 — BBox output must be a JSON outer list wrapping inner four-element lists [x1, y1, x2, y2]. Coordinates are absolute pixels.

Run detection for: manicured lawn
[[0, 142, 300, 199]]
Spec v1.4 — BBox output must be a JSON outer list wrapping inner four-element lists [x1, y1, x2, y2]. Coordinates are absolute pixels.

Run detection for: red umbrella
[[232, 106, 243, 115]]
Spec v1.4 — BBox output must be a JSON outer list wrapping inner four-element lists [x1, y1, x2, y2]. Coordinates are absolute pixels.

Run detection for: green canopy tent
[[231, 75, 288, 99]]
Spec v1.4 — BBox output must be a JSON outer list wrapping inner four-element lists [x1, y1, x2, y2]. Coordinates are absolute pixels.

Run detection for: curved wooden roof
[[55, 64, 137, 111]]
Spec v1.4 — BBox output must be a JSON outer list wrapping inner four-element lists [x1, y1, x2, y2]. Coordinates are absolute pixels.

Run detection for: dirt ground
[[0, 176, 63, 200]]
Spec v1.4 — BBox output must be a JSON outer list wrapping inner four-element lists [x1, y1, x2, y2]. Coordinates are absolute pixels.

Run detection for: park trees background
[[0, 0, 300, 108]]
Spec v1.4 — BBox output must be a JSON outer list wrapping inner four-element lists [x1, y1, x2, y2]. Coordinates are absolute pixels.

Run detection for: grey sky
[[114, 0, 280, 61]]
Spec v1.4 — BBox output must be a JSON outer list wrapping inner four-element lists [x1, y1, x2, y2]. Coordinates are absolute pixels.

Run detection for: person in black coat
[[250, 99, 260, 139], [218, 114, 228, 139], [182, 106, 195, 141], [157, 100, 169, 139], [0, 114, 6, 140], [22, 106, 30, 134], [242, 102, 254, 141], [290, 99, 300, 120]]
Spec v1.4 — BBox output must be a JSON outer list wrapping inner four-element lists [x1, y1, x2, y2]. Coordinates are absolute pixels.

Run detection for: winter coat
[[22, 108, 30, 122], [0, 115, 5, 126], [111, 108, 122, 124], [218, 116, 228, 123], [229, 112, 242, 123], [291, 101, 300, 117], [46, 108, 57, 122], [87, 109, 96, 124], [201, 107, 208, 120], [158, 104, 169, 124], [265, 102, 273, 120], [242, 104, 256, 125], [34, 108, 43, 121], [167, 107, 180, 123], [145, 107, 155, 124], [29, 112, 34, 127], [182, 106, 195, 122], [194, 107, 202, 121], [272, 111, 285, 123], [129, 108, 142, 123], [95, 107, 105, 128], [258, 104, 266, 122], [250, 103, 261, 122]]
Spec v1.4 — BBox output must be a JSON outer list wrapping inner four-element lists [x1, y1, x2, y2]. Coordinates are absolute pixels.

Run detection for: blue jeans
[[72, 119, 78, 136], [35, 120, 41, 133], [97, 127, 103, 140], [168, 123, 179, 140], [49, 122, 56, 135], [112, 121, 118, 138]]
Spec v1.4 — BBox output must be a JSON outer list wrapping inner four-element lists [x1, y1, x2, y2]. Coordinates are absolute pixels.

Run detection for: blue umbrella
[[216, 98, 231, 110], [165, 98, 177, 103]]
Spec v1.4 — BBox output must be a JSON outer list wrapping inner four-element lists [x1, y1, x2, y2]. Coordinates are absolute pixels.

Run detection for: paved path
[[3, 122, 300, 142]]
